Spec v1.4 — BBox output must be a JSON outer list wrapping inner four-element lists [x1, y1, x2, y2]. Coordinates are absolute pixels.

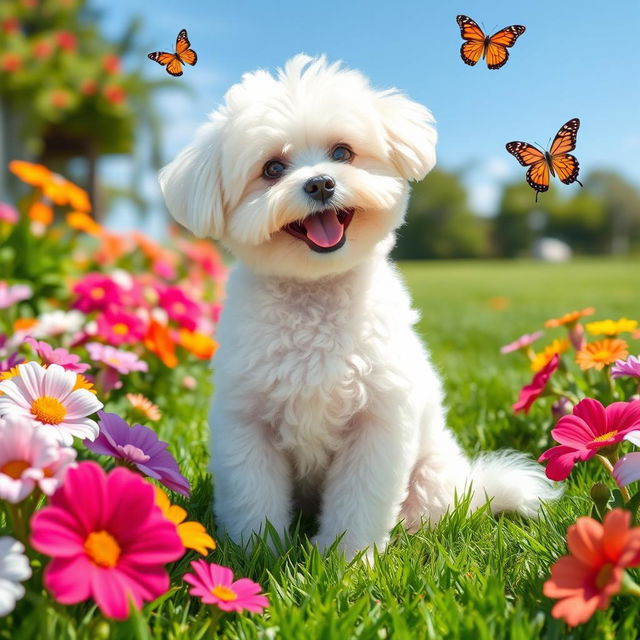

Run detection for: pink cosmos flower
[[84, 412, 190, 496], [30, 462, 184, 620], [26, 337, 90, 373], [86, 342, 147, 391], [157, 287, 201, 331], [0, 362, 103, 446], [184, 560, 269, 613], [613, 431, 640, 487], [611, 355, 640, 379], [72, 273, 124, 313], [0, 202, 19, 224], [0, 414, 76, 503], [95, 309, 146, 346], [0, 282, 32, 309], [500, 331, 544, 355], [539, 399, 640, 481], [513, 354, 559, 414]]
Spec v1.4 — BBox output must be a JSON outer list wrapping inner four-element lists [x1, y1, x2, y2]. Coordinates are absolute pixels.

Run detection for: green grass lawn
[[8, 258, 640, 640]]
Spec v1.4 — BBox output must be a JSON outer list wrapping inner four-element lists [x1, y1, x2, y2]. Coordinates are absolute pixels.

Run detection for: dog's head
[[160, 55, 437, 279]]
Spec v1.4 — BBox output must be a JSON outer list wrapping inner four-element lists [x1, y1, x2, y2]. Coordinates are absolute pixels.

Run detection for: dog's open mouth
[[283, 208, 354, 253]]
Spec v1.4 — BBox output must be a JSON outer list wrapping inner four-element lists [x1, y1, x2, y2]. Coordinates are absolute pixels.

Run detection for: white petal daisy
[[0, 537, 31, 617], [0, 362, 103, 446]]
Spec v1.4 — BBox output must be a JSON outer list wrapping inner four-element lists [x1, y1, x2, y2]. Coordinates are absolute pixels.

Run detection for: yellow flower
[[154, 488, 216, 556], [531, 338, 570, 372], [576, 339, 629, 371], [66, 211, 103, 236], [73, 374, 97, 394], [585, 318, 638, 337], [0, 366, 21, 382], [545, 308, 595, 328], [126, 393, 161, 421]]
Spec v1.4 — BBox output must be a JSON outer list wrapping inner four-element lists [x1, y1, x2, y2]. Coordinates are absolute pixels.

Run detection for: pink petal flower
[[500, 330, 544, 355], [513, 354, 559, 414]]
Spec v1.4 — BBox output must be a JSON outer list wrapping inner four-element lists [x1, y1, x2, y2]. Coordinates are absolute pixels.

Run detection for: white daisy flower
[[0, 537, 31, 617], [32, 310, 85, 339], [0, 362, 103, 446]]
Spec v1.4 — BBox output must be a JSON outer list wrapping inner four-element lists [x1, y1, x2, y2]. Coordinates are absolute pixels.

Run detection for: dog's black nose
[[303, 175, 335, 202]]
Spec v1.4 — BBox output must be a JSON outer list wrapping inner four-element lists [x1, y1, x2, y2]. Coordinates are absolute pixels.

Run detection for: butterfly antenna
[[533, 141, 546, 153]]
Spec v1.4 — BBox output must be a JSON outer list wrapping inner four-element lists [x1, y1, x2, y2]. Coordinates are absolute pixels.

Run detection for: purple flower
[[0, 351, 23, 374], [611, 355, 640, 379], [500, 330, 544, 355], [26, 337, 90, 373], [84, 412, 190, 496]]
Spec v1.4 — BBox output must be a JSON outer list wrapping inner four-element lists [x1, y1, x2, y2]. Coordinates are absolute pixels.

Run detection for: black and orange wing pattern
[[506, 142, 549, 199], [148, 29, 197, 77], [456, 15, 525, 69]]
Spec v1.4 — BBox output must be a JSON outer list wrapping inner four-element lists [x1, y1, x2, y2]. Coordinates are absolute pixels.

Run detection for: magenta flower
[[95, 309, 146, 346], [500, 330, 544, 355], [0, 282, 32, 309], [157, 286, 201, 331], [26, 337, 90, 373], [0, 351, 23, 374], [613, 432, 640, 487], [539, 399, 640, 481], [611, 355, 640, 379], [30, 462, 184, 620], [184, 560, 269, 613], [72, 273, 124, 313], [513, 354, 559, 414], [83, 412, 190, 496], [0, 414, 76, 503], [86, 342, 147, 391]]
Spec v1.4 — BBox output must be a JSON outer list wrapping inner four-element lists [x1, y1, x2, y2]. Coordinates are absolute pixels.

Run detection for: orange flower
[[155, 487, 216, 556], [576, 339, 629, 371], [531, 338, 570, 373], [14, 318, 37, 332], [544, 509, 640, 627], [126, 393, 161, 421], [178, 329, 218, 360], [545, 307, 595, 328], [145, 319, 178, 368], [66, 211, 102, 236], [28, 200, 54, 225], [9, 161, 52, 189]]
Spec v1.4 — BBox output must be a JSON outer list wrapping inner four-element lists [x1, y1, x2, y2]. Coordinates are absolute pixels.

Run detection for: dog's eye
[[330, 145, 353, 163], [263, 160, 286, 180]]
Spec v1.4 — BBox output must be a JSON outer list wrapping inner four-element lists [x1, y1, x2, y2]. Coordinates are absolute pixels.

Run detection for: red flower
[[56, 30, 77, 52], [513, 354, 559, 414], [2, 18, 20, 34], [80, 78, 98, 96], [539, 399, 640, 481], [1, 53, 22, 73], [104, 85, 126, 105], [102, 54, 121, 75], [544, 509, 640, 626], [33, 39, 54, 60]]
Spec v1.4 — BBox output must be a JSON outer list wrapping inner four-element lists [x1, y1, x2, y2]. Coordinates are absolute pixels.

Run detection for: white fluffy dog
[[160, 55, 558, 560]]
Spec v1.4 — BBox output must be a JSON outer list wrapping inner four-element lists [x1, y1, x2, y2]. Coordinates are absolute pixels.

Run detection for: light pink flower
[[512, 354, 559, 414], [30, 462, 184, 620], [0, 203, 19, 224], [0, 414, 76, 503], [184, 560, 269, 613], [0, 362, 103, 446], [539, 399, 640, 481], [26, 337, 90, 373], [611, 355, 640, 379], [0, 282, 32, 309], [500, 330, 544, 355], [86, 342, 147, 391]]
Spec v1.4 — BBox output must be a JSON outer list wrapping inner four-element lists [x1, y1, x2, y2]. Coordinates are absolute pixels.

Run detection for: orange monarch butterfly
[[456, 15, 525, 70], [148, 29, 197, 77], [506, 119, 584, 201]]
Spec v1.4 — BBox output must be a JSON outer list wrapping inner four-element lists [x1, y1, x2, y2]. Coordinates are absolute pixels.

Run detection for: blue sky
[[96, 0, 640, 228]]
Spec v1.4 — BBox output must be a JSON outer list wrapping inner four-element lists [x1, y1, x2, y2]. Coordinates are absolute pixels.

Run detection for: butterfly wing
[[506, 141, 549, 198], [147, 51, 183, 76], [175, 28, 198, 66], [549, 119, 582, 186], [485, 25, 526, 69], [456, 15, 486, 66]]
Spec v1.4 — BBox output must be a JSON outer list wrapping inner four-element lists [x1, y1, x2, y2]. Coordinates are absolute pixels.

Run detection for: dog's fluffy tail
[[466, 450, 561, 517]]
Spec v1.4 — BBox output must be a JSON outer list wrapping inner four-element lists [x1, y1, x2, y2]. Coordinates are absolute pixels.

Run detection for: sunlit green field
[[9, 258, 640, 640]]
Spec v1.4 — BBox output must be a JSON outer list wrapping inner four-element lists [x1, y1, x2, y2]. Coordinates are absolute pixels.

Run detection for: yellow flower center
[[91, 287, 105, 299], [595, 563, 614, 589], [211, 585, 238, 602], [592, 430, 618, 443], [0, 459, 30, 479], [31, 396, 67, 425], [113, 322, 129, 336], [172, 302, 186, 315], [84, 530, 121, 568], [593, 349, 613, 362]]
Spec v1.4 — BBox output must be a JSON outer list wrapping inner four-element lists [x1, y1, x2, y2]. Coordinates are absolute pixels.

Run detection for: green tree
[[394, 169, 489, 259]]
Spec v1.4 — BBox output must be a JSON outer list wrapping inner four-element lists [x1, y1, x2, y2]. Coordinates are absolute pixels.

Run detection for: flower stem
[[597, 454, 631, 502], [622, 572, 640, 597]]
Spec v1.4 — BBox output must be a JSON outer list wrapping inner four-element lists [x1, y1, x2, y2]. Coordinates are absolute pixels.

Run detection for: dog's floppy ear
[[376, 90, 437, 182], [159, 120, 225, 239]]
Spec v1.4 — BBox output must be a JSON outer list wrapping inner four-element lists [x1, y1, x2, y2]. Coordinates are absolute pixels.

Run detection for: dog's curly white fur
[[160, 55, 559, 560]]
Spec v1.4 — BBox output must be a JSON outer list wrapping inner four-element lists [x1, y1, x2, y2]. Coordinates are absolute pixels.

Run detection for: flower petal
[[567, 517, 605, 566]]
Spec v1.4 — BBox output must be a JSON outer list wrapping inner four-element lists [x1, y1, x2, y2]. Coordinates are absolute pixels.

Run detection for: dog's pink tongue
[[304, 210, 344, 248]]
